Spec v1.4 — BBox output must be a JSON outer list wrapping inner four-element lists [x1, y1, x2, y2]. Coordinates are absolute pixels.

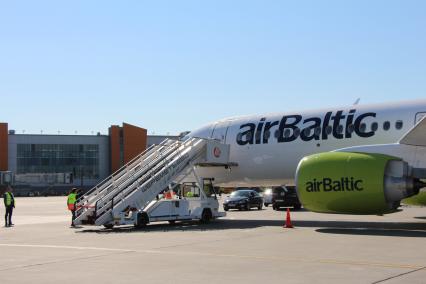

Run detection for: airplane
[[186, 99, 426, 214]]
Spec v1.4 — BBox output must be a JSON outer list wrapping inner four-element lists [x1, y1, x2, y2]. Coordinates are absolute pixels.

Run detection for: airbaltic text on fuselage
[[236, 109, 376, 145], [306, 177, 364, 192]]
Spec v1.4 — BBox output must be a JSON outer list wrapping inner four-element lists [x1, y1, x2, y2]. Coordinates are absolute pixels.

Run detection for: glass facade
[[17, 144, 99, 179]]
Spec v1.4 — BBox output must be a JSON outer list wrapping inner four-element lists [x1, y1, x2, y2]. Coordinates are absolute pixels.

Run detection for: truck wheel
[[103, 224, 114, 229], [135, 212, 149, 229], [200, 209, 212, 224]]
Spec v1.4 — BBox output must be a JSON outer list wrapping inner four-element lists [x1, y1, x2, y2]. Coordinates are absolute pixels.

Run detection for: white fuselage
[[188, 100, 426, 187]]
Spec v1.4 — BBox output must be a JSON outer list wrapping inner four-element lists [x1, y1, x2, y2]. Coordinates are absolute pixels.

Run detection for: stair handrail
[[92, 139, 184, 218]]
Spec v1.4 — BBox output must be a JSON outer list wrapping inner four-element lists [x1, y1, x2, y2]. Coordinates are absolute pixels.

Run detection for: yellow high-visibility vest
[[67, 193, 77, 205], [67, 193, 77, 211], [5, 192, 14, 207]]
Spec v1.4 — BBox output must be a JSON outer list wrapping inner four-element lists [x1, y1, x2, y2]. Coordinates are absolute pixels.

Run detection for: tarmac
[[0, 196, 425, 284]]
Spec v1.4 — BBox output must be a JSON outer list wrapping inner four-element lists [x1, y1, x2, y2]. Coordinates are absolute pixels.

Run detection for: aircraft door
[[211, 120, 232, 143]]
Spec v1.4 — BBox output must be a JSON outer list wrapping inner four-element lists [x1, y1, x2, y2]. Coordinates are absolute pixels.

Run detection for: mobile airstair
[[74, 138, 231, 228]]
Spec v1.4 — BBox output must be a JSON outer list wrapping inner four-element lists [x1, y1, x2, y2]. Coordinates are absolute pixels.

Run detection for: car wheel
[[264, 203, 269, 207]]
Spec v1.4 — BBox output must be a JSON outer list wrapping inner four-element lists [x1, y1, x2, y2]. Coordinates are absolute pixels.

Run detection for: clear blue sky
[[1, 0, 425, 135]]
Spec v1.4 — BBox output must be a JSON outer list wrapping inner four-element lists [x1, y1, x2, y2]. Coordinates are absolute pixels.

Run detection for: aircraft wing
[[399, 116, 426, 146]]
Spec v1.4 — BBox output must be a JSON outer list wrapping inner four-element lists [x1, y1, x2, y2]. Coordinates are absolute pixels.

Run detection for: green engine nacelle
[[296, 152, 418, 214]]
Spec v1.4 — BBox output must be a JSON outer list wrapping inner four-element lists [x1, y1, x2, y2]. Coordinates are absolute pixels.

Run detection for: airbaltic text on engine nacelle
[[236, 109, 376, 145], [306, 177, 364, 192]]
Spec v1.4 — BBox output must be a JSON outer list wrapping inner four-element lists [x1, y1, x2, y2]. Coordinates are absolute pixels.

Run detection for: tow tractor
[[74, 138, 233, 229]]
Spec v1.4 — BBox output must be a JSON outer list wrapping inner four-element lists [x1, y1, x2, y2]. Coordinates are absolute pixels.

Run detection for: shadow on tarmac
[[76, 218, 426, 237]]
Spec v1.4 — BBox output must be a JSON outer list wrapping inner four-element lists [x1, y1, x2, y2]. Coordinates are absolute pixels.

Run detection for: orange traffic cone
[[284, 208, 294, 228]]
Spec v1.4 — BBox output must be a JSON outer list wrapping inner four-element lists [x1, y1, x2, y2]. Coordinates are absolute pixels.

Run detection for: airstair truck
[[74, 138, 231, 228]]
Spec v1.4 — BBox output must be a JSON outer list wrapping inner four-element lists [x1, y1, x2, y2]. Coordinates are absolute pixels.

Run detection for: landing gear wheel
[[103, 224, 114, 229], [200, 209, 212, 224]]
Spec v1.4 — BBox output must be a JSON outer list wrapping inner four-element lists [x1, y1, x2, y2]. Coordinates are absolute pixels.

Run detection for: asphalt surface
[[0, 197, 425, 284]]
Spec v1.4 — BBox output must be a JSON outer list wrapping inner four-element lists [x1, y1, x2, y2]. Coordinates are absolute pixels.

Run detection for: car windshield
[[230, 191, 251, 198]]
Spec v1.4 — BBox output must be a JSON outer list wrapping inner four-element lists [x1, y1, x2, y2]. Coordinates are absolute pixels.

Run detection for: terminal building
[[0, 122, 180, 195]]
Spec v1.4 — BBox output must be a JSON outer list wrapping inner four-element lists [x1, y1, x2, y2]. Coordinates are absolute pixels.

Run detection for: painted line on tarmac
[[372, 266, 426, 284], [0, 243, 423, 270], [0, 243, 135, 253]]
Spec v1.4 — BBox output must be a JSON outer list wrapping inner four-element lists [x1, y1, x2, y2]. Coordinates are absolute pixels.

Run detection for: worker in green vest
[[67, 188, 79, 227], [3, 186, 15, 227]]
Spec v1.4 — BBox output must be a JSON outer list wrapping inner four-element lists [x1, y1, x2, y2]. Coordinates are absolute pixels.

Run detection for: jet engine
[[295, 152, 424, 214]]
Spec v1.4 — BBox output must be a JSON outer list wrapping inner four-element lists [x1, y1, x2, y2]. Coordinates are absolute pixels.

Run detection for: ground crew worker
[[4, 186, 15, 227], [67, 188, 78, 227]]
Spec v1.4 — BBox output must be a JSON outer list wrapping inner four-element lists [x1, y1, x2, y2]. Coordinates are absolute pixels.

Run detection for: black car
[[223, 190, 263, 211], [235, 187, 262, 193], [272, 186, 302, 210]]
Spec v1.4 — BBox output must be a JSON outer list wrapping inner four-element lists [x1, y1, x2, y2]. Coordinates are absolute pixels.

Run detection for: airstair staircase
[[74, 138, 230, 227]]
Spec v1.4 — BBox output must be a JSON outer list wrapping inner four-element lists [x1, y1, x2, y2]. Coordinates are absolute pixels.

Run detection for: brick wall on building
[[109, 123, 147, 174]]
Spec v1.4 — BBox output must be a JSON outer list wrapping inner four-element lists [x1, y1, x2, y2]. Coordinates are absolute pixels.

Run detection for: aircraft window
[[303, 128, 311, 137], [395, 120, 403, 130], [264, 130, 271, 140], [347, 124, 354, 134], [371, 122, 378, 132], [255, 131, 262, 141], [274, 129, 281, 138], [337, 125, 344, 134], [326, 126, 332, 135], [383, 121, 390, 131], [314, 127, 321, 136], [360, 123, 366, 133], [294, 128, 300, 138], [284, 129, 291, 138]]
